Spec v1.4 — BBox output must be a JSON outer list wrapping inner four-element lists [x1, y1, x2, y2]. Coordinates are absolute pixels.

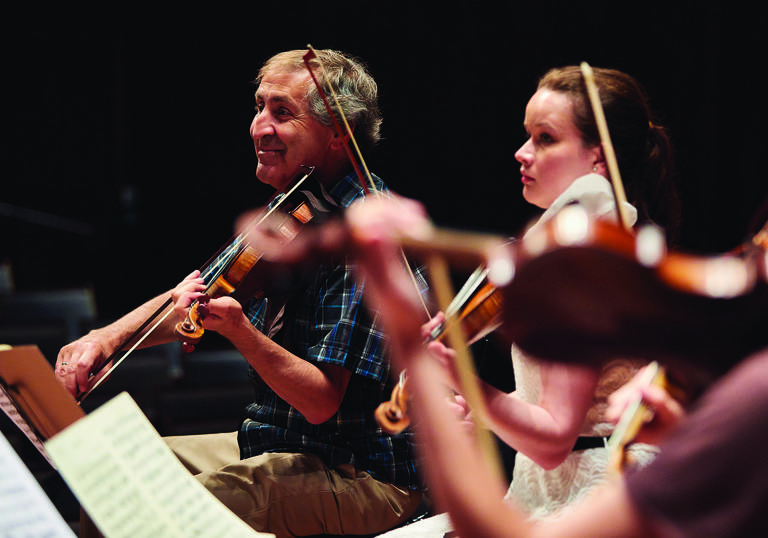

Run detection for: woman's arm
[[346, 195, 651, 538], [483, 360, 600, 469], [427, 328, 599, 469]]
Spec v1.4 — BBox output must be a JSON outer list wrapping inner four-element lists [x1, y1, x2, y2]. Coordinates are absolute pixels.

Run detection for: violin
[[375, 264, 506, 434], [500, 208, 767, 471], [603, 217, 767, 472], [563, 62, 763, 470], [173, 167, 338, 350], [374, 204, 768, 435]]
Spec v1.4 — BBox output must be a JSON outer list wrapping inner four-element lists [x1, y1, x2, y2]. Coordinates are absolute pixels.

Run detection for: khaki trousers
[[164, 432, 422, 538]]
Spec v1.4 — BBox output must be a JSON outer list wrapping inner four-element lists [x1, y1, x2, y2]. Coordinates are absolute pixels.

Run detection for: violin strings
[[446, 266, 489, 318]]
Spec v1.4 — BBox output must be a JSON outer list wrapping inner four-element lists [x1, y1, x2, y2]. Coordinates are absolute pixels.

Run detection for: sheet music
[[0, 431, 76, 537], [44, 392, 273, 538]]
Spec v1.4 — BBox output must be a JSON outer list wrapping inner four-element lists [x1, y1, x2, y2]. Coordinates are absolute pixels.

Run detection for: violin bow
[[302, 45, 433, 435], [302, 46, 506, 481], [581, 62, 670, 470], [580, 62, 633, 232], [303, 45, 373, 196], [302, 45, 429, 319], [428, 256, 506, 483]]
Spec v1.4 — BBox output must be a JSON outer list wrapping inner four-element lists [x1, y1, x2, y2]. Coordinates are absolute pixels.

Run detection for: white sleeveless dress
[[503, 174, 657, 519], [504, 346, 658, 519]]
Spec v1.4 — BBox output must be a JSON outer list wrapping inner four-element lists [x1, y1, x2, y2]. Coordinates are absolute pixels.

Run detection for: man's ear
[[330, 122, 356, 150], [330, 134, 347, 150]]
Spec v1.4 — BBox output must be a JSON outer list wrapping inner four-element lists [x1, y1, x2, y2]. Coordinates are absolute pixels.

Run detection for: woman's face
[[514, 88, 603, 209]]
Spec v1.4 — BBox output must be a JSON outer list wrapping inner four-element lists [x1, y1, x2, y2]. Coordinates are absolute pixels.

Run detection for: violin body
[[429, 278, 504, 345]]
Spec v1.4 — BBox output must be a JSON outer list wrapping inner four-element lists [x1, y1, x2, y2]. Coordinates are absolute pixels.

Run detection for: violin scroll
[[175, 301, 207, 350], [174, 244, 262, 351], [374, 380, 411, 434]]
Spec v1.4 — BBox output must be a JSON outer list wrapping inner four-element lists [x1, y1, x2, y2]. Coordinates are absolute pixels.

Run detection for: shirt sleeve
[[301, 259, 389, 382]]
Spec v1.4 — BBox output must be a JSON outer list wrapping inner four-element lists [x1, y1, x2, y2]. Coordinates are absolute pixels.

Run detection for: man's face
[[250, 70, 335, 191]]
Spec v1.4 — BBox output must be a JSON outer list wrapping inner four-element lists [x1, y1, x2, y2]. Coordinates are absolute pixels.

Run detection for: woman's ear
[[591, 146, 607, 176]]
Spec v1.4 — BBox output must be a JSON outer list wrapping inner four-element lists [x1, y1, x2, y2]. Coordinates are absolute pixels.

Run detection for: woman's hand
[[606, 364, 686, 445]]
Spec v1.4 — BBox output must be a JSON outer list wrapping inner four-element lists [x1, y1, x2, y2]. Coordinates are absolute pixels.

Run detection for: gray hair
[[255, 49, 382, 153]]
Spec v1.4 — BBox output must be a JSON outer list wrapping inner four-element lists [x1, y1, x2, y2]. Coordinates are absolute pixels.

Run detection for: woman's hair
[[255, 49, 382, 154], [539, 66, 681, 244]]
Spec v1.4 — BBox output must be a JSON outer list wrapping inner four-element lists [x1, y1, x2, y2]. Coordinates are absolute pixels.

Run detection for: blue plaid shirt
[[238, 171, 427, 490]]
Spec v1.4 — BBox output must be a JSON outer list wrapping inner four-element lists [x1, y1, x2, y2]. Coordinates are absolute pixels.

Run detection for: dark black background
[[4, 2, 767, 320]]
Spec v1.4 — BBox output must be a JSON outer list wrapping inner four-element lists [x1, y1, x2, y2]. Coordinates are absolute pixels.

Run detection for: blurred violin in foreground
[[238, 199, 768, 442], [247, 201, 768, 371]]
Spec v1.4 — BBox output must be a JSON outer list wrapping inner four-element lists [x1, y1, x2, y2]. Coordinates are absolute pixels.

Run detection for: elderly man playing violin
[[56, 49, 427, 538]]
